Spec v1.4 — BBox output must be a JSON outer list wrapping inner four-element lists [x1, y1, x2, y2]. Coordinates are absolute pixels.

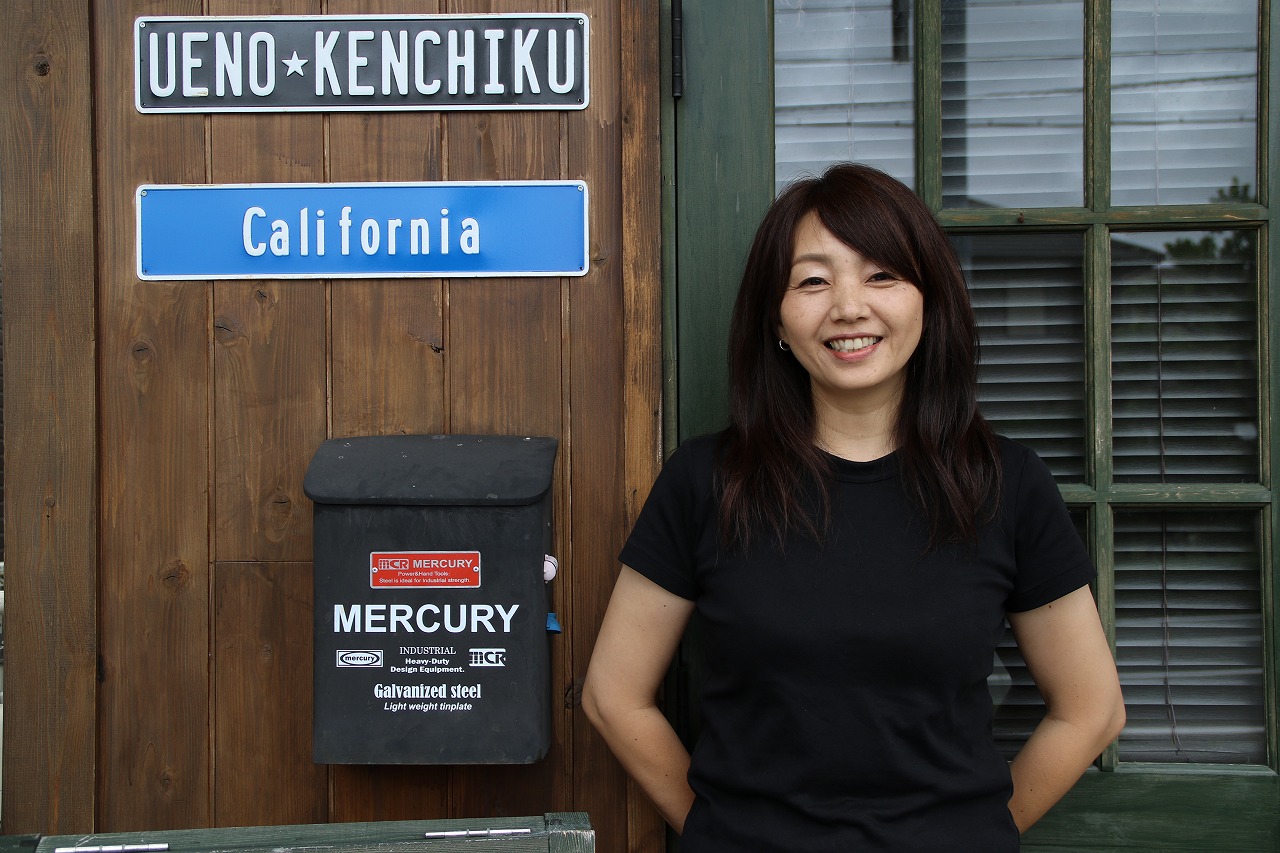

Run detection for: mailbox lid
[[304, 434, 557, 507]]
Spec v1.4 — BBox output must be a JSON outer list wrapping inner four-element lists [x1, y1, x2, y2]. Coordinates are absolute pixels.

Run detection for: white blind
[[774, 0, 916, 191], [1110, 231, 1259, 482], [1112, 0, 1258, 207], [1114, 510, 1266, 764], [956, 233, 1088, 479], [941, 0, 1085, 209]]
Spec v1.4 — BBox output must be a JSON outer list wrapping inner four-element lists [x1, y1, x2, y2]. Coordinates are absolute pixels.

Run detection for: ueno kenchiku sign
[[135, 14, 589, 112]]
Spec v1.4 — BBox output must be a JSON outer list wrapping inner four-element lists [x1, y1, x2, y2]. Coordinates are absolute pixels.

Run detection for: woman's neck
[[811, 389, 901, 462]]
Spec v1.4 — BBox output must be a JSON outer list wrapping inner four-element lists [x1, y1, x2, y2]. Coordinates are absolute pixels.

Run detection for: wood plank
[[211, 274, 327, 562], [93, 0, 212, 832], [545, 811, 597, 853], [327, 0, 447, 440], [206, 0, 329, 825], [443, 0, 569, 820], [209, 1, 327, 566], [561, 2, 636, 852], [675, 0, 774, 441], [1021, 770, 1279, 851], [323, 0, 451, 819], [213, 562, 327, 826], [327, 767, 451, 824], [36, 814, 591, 853], [0, 0, 99, 834], [618, 0, 668, 849], [329, 279, 447, 439]]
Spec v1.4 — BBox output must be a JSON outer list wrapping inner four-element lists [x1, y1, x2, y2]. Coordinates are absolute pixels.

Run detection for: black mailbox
[[304, 434, 557, 765]]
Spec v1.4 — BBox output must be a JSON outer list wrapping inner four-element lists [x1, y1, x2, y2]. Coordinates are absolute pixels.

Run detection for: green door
[[668, 0, 1280, 848]]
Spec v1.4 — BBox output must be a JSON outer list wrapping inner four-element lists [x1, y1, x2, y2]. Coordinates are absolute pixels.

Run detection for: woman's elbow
[[581, 674, 606, 731], [1077, 682, 1127, 755], [1100, 691, 1127, 746], [581, 669, 623, 734]]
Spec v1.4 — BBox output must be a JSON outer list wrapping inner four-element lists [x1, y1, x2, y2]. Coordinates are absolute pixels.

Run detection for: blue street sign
[[136, 181, 589, 280]]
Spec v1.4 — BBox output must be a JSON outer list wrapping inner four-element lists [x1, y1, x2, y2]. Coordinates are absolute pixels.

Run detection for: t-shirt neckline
[[821, 448, 901, 483]]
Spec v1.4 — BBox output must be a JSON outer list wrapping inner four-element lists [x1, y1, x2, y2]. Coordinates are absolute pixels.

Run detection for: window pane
[[774, 0, 916, 190], [955, 233, 1087, 480], [990, 509, 1089, 759], [941, 0, 1084, 208], [1111, 230, 1258, 482], [1111, 0, 1258, 206], [1115, 510, 1265, 765]]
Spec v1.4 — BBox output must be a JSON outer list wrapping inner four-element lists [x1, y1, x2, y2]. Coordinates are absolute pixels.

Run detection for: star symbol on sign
[[282, 51, 308, 76]]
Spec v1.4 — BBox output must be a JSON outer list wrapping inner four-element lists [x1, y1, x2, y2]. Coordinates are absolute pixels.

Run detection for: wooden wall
[[0, 2, 665, 851]]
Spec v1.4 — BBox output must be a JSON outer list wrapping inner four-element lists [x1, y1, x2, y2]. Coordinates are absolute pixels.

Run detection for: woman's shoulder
[[993, 433, 1043, 467], [992, 434, 1063, 501], [666, 431, 727, 468]]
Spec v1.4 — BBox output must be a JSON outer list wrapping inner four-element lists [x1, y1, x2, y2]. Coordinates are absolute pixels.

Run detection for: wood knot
[[32, 55, 50, 76], [130, 339, 155, 362], [266, 491, 295, 542], [213, 315, 242, 344], [158, 559, 190, 591]]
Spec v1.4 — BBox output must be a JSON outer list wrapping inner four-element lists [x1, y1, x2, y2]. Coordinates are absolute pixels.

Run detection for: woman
[[583, 163, 1125, 851]]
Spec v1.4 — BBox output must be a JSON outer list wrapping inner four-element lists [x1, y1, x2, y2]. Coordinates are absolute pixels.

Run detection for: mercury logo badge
[[469, 648, 506, 667], [337, 649, 384, 667]]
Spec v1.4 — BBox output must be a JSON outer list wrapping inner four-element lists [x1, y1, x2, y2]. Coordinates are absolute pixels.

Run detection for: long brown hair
[[719, 163, 1000, 550]]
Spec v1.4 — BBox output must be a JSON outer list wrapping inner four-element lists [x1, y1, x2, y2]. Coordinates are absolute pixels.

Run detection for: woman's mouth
[[825, 336, 882, 353]]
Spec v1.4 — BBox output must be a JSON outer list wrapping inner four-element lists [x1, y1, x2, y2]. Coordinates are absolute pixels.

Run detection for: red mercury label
[[369, 551, 482, 588]]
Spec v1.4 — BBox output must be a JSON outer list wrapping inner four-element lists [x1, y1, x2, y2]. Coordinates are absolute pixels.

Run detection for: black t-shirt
[[619, 434, 1094, 852]]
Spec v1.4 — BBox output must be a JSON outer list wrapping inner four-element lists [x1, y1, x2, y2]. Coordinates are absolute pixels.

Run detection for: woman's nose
[[829, 279, 868, 320]]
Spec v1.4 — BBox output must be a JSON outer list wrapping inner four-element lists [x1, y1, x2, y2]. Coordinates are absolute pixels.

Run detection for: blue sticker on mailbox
[[136, 181, 589, 280]]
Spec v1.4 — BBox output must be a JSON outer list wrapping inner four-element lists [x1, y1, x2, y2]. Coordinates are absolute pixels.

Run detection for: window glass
[[955, 233, 1087, 480], [1114, 510, 1266, 764], [775, 0, 916, 190], [1111, 229, 1259, 482], [1111, 0, 1258, 206], [941, 0, 1084, 209]]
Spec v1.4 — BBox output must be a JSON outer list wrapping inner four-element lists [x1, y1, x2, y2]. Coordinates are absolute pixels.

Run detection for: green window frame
[[667, 0, 1280, 847]]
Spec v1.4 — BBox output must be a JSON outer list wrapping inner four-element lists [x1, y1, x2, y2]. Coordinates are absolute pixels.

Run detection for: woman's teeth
[[826, 336, 881, 352]]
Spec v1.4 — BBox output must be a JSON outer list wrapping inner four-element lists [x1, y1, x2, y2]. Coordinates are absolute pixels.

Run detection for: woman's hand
[[1007, 584, 1127, 832], [583, 566, 698, 833]]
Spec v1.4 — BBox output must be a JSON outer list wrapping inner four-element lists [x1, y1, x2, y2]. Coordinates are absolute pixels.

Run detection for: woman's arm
[[1007, 584, 1126, 832], [582, 565, 698, 833]]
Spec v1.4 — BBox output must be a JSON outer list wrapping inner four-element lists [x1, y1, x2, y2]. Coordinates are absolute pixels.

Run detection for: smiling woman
[[776, 212, 924, 454], [584, 162, 1125, 853], [756, 3, 1277, 848]]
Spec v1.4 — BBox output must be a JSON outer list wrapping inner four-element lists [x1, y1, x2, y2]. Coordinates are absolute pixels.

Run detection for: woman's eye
[[868, 271, 897, 284], [790, 276, 826, 289]]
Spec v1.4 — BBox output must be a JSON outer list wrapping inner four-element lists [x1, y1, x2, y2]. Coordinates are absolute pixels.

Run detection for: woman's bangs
[[814, 198, 918, 285]]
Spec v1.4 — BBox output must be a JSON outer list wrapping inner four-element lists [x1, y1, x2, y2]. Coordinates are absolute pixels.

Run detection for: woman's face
[[776, 212, 924, 413]]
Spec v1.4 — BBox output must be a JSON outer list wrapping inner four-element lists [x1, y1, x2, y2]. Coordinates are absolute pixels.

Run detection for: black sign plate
[[135, 15, 589, 113]]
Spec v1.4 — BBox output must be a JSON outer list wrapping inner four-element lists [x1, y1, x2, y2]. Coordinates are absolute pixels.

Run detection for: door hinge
[[672, 0, 685, 99]]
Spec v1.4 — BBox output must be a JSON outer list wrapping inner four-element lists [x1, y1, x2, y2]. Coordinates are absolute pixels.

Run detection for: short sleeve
[[1004, 441, 1096, 612], [617, 437, 717, 601]]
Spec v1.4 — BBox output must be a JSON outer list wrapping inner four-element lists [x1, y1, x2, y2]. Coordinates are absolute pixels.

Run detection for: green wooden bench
[[12, 814, 592, 853]]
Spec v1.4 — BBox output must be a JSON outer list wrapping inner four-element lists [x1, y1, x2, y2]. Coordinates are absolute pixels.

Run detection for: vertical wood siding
[[1, 1, 665, 851], [0, 0, 99, 834]]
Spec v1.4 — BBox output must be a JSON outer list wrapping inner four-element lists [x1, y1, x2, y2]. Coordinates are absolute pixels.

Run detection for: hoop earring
[[778, 339, 791, 352]]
